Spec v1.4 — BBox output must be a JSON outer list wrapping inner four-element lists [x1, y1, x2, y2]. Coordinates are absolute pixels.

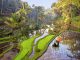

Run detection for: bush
[[48, 29, 54, 34], [35, 48, 41, 52]]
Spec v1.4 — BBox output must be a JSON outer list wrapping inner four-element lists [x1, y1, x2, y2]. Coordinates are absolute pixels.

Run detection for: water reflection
[[38, 38, 80, 60], [62, 39, 80, 59]]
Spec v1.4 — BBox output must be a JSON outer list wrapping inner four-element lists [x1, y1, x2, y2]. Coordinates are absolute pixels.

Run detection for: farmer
[[53, 36, 62, 47]]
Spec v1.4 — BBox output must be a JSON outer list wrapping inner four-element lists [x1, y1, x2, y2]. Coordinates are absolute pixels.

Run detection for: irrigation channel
[[29, 29, 48, 58]]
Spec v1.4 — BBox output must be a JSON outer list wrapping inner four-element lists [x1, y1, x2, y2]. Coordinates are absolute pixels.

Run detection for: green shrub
[[35, 48, 41, 52]]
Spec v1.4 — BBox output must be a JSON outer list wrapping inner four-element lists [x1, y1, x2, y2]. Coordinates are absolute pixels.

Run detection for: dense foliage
[[51, 0, 80, 33], [0, 0, 80, 60]]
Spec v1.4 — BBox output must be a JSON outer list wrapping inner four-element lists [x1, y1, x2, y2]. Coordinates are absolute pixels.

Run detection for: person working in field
[[53, 36, 62, 47]]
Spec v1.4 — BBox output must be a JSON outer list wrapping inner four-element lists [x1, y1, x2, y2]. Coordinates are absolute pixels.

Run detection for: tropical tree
[[51, 0, 80, 32], [28, 6, 45, 30]]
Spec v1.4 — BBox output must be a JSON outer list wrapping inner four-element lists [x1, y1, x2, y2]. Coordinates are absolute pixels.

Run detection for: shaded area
[[0, 48, 19, 60]]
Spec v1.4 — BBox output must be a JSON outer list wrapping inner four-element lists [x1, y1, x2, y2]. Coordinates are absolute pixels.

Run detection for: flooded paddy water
[[38, 38, 80, 60], [0, 31, 80, 60]]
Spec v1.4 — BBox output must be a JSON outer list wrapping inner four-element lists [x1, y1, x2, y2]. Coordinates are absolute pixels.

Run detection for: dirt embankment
[[61, 31, 80, 40]]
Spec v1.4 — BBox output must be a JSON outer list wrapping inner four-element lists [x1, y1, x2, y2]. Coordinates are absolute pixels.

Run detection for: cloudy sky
[[21, 0, 58, 9]]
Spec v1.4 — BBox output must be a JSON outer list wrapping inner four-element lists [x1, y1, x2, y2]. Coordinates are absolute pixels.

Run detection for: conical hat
[[56, 36, 62, 42]]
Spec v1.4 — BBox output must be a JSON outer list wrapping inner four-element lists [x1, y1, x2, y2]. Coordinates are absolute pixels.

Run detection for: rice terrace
[[0, 0, 80, 60]]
